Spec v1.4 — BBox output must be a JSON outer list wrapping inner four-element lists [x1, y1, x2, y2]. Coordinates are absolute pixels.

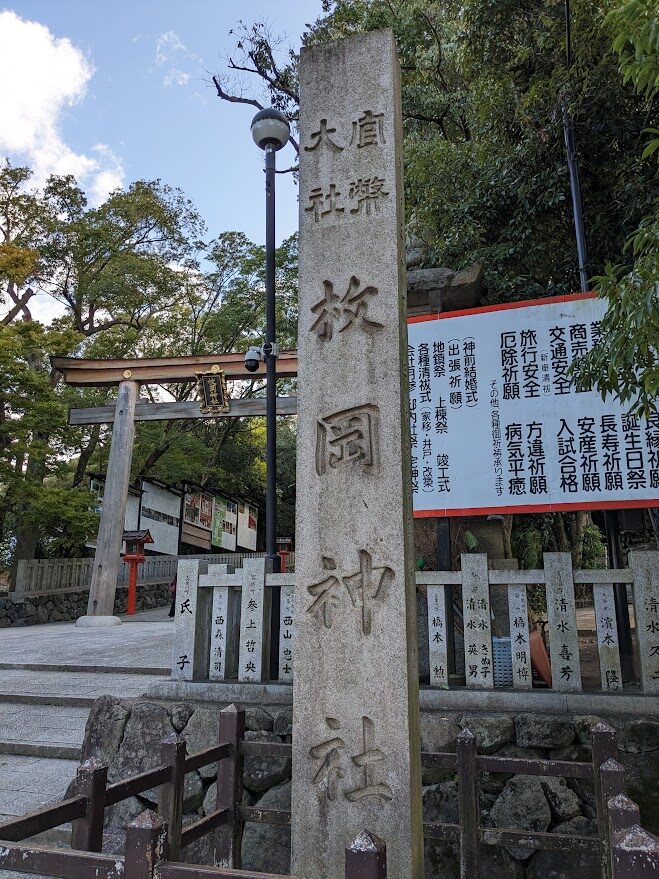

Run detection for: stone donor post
[[292, 29, 423, 878]]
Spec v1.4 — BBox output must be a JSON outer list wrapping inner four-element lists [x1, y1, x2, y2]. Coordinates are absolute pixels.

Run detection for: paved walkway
[[0, 607, 174, 873], [0, 606, 173, 671]]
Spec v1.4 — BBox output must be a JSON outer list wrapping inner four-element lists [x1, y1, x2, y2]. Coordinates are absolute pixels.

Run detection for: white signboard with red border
[[408, 293, 659, 517]]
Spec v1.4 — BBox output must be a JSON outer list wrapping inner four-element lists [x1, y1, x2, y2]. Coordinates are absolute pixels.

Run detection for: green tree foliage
[[572, 0, 658, 414], [213, 0, 656, 559], [0, 160, 297, 571], [216, 0, 654, 301]]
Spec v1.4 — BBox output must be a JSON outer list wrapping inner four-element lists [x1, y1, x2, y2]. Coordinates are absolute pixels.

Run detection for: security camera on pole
[[250, 107, 290, 673]]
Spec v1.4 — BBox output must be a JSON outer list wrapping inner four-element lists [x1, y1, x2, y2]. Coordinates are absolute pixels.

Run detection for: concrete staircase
[[0, 607, 174, 877], [0, 663, 169, 842]]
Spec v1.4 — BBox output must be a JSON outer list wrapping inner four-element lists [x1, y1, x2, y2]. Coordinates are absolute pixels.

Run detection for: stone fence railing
[[171, 551, 659, 695], [12, 552, 292, 599]]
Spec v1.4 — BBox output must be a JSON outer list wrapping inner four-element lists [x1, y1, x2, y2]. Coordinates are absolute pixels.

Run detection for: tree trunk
[[73, 424, 102, 486], [553, 512, 571, 553], [10, 526, 39, 587], [502, 514, 514, 559]]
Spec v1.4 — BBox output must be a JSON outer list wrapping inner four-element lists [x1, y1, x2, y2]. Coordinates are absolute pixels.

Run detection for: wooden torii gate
[[52, 351, 298, 627]]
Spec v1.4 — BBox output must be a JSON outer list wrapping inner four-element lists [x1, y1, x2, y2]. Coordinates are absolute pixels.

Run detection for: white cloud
[[0, 10, 124, 204], [164, 68, 190, 87], [156, 30, 186, 63], [155, 29, 199, 87]]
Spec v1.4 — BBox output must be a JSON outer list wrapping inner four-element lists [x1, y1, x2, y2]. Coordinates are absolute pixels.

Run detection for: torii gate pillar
[[76, 380, 139, 627]]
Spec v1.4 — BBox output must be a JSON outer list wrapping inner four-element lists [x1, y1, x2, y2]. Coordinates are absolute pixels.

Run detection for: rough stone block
[[245, 706, 274, 732], [459, 714, 514, 754], [241, 780, 291, 874], [171, 703, 195, 733], [81, 695, 130, 765], [181, 707, 222, 780], [490, 775, 551, 860], [515, 714, 575, 750], [108, 702, 173, 798], [243, 731, 291, 793], [525, 817, 600, 879], [538, 776, 582, 821], [619, 718, 659, 753]]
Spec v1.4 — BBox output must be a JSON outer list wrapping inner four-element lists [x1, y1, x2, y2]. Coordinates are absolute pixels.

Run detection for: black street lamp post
[[250, 108, 290, 675]]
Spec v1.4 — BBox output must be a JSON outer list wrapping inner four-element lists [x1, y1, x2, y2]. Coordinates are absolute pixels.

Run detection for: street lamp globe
[[251, 108, 290, 151]]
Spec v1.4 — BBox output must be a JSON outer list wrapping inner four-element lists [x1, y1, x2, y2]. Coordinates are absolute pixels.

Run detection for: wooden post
[[345, 830, 387, 879], [599, 758, 626, 879], [70, 758, 107, 852], [607, 794, 659, 878], [215, 704, 245, 869], [77, 380, 139, 626], [124, 810, 167, 879], [456, 729, 480, 879], [157, 734, 186, 862], [600, 758, 626, 806], [592, 721, 618, 879]]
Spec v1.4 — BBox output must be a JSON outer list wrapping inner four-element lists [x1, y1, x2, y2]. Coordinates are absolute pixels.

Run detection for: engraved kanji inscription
[[349, 177, 389, 215], [310, 717, 345, 801], [350, 110, 386, 148], [304, 119, 344, 152], [305, 184, 345, 222], [306, 549, 393, 635], [310, 716, 392, 803], [346, 716, 393, 801], [310, 277, 384, 341], [307, 557, 342, 630], [316, 404, 379, 476]]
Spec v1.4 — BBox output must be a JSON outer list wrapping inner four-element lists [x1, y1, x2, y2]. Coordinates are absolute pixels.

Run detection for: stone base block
[[75, 615, 122, 628]]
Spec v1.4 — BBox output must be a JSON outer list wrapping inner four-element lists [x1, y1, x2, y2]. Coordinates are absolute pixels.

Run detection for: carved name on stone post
[[206, 564, 236, 681], [279, 581, 295, 683], [292, 29, 423, 879], [171, 559, 210, 681], [238, 558, 267, 682]]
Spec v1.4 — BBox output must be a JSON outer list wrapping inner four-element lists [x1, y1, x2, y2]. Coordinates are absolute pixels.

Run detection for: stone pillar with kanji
[[291, 29, 423, 879]]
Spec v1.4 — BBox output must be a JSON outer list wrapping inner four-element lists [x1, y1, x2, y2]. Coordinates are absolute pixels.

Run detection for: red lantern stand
[[122, 530, 153, 615], [276, 536, 293, 574]]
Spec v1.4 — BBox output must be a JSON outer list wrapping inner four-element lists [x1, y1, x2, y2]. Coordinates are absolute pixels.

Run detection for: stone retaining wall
[[0, 582, 170, 627], [72, 697, 659, 878]]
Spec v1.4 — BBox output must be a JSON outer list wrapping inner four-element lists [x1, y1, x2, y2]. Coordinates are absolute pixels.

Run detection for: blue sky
[[0, 1, 322, 249]]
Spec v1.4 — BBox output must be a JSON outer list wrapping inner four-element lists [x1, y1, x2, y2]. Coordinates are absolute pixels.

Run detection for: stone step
[[0, 703, 87, 762], [0, 693, 97, 708], [0, 753, 79, 835], [0, 661, 168, 676], [0, 741, 81, 760], [0, 669, 160, 703]]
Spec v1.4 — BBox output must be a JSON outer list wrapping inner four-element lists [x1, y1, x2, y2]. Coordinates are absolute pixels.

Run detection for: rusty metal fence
[[0, 709, 656, 878]]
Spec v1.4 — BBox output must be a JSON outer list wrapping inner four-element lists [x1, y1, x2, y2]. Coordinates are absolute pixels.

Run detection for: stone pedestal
[[292, 28, 423, 879]]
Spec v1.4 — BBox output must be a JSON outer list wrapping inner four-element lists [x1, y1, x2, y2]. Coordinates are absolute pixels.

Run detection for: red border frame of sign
[[407, 291, 659, 518]]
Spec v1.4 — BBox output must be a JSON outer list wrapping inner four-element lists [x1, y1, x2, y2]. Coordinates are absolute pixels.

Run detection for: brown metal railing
[[0, 710, 656, 878]]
